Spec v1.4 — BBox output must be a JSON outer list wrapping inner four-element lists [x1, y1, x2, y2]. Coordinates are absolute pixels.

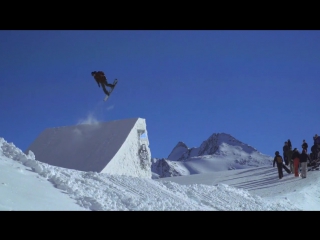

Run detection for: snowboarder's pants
[[293, 158, 300, 177], [101, 82, 113, 96], [300, 162, 307, 178], [276, 164, 283, 179]]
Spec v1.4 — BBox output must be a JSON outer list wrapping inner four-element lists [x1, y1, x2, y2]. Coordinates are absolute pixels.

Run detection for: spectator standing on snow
[[287, 148, 294, 173], [300, 149, 310, 178], [273, 151, 284, 179], [311, 143, 317, 161], [288, 139, 292, 150], [314, 134, 320, 159], [283, 141, 289, 166], [302, 140, 308, 153]]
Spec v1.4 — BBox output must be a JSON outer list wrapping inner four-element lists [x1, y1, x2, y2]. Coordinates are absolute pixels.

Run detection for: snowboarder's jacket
[[273, 153, 283, 167], [300, 150, 310, 163], [92, 71, 107, 86]]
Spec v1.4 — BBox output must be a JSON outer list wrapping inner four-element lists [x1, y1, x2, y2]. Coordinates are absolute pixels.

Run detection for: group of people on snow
[[273, 134, 320, 179]]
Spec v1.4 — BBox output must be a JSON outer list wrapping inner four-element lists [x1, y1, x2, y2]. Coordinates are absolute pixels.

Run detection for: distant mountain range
[[151, 133, 273, 179]]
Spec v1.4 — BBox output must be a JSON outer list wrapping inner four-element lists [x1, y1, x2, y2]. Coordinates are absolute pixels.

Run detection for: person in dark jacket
[[292, 148, 300, 177], [311, 143, 318, 161], [314, 134, 320, 159], [300, 149, 310, 178], [287, 148, 294, 173], [91, 71, 116, 96], [288, 139, 292, 150], [302, 140, 308, 153], [273, 151, 284, 179], [283, 141, 289, 165]]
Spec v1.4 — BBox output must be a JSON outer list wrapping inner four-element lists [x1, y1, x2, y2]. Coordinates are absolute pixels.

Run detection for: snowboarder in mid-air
[[91, 71, 118, 101]]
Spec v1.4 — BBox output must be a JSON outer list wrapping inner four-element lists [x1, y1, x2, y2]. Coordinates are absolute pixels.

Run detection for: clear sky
[[2, 136, 317, 211], [1, 30, 319, 158]]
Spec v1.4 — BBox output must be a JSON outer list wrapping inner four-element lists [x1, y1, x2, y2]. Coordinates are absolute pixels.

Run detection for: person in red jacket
[[292, 148, 301, 177], [91, 71, 116, 96]]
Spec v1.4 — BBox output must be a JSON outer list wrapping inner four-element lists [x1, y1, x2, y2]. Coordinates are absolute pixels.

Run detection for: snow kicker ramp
[[25, 118, 152, 178]]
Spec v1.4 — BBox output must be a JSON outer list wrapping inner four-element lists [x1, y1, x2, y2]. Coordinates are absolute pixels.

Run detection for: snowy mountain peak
[[174, 141, 188, 149], [153, 133, 273, 178], [167, 132, 265, 161], [198, 132, 258, 156], [167, 141, 189, 161]]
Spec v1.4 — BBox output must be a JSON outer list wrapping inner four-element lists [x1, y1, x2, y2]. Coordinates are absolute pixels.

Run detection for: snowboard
[[283, 164, 291, 174], [104, 79, 118, 102], [308, 166, 319, 171], [307, 160, 320, 171]]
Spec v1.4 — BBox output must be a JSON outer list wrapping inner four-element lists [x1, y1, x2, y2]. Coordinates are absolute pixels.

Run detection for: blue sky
[[1, 30, 319, 158]]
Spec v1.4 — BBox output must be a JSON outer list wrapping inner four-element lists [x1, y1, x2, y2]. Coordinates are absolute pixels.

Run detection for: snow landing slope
[[0, 137, 301, 211]]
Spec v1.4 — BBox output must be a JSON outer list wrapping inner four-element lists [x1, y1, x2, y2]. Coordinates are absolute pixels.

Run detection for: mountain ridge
[[152, 132, 273, 179]]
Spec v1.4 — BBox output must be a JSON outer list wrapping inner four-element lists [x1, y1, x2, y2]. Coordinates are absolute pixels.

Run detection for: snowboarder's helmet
[[275, 151, 279, 155], [91, 71, 96, 76]]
